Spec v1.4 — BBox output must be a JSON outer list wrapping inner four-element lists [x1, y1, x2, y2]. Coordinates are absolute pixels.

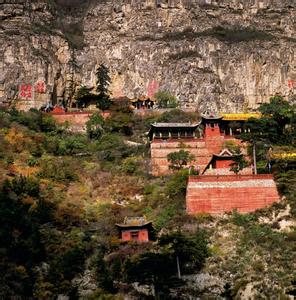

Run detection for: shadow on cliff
[[138, 26, 275, 44]]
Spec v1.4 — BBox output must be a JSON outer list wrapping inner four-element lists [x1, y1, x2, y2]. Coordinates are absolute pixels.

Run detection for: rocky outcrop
[[1, 0, 295, 112]]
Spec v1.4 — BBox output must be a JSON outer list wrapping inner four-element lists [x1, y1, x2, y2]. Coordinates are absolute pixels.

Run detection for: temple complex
[[149, 117, 238, 176], [149, 113, 280, 214], [116, 216, 153, 242]]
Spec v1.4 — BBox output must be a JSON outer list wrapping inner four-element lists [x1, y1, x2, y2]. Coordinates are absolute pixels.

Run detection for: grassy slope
[[0, 109, 296, 298]]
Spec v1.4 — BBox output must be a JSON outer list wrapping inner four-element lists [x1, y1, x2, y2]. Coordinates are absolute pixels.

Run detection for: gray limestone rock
[[0, 0, 295, 112]]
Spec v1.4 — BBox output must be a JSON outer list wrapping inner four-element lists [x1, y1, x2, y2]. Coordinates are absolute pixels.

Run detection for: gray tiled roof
[[151, 122, 200, 128]]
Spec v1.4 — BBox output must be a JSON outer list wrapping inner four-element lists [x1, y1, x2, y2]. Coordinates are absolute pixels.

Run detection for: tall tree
[[259, 95, 295, 137], [158, 231, 209, 278], [75, 86, 94, 108], [239, 96, 296, 173], [96, 64, 113, 111], [124, 231, 208, 299]]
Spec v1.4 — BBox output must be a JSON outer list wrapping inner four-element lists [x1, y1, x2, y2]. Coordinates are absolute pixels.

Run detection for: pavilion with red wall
[[116, 216, 153, 242]]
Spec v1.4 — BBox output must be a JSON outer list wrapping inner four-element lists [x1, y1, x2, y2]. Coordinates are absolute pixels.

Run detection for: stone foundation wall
[[49, 111, 110, 131], [151, 139, 213, 175], [186, 174, 280, 214], [151, 134, 237, 175], [50, 112, 92, 125], [50, 112, 92, 131], [204, 167, 253, 176]]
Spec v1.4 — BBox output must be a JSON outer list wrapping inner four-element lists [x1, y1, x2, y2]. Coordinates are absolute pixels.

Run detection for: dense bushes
[[124, 231, 209, 298], [0, 177, 55, 297], [95, 134, 137, 164], [38, 157, 78, 182], [9, 109, 57, 133]]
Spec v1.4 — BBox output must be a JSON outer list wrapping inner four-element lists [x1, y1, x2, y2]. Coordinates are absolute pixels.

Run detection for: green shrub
[[86, 112, 105, 139], [104, 112, 133, 136], [165, 170, 188, 198], [223, 140, 241, 154], [121, 157, 142, 175], [30, 144, 44, 158], [154, 204, 178, 230], [167, 150, 195, 171], [5, 156, 14, 166], [275, 171, 296, 195], [0, 111, 11, 128], [57, 135, 87, 155], [143, 183, 165, 208], [43, 135, 87, 156], [231, 210, 256, 227], [240, 224, 285, 249], [95, 134, 135, 164], [38, 158, 78, 182], [27, 158, 39, 167], [9, 110, 57, 133]]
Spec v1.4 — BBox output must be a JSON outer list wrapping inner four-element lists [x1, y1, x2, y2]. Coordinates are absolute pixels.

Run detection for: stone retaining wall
[[151, 134, 238, 175], [186, 174, 280, 214]]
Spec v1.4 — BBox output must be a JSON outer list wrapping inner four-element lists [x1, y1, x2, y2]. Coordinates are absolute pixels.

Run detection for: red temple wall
[[216, 160, 233, 168], [50, 111, 110, 127], [121, 229, 149, 242], [50, 112, 92, 126], [186, 174, 280, 214]]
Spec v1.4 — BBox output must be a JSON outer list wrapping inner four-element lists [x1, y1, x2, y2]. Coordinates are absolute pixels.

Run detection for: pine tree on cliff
[[96, 64, 113, 111]]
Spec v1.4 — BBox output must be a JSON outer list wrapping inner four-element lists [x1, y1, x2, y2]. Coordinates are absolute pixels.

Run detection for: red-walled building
[[149, 117, 236, 176], [116, 216, 153, 242], [186, 174, 280, 214], [202, 148, 253, 175], [149, 114, 255, 176]]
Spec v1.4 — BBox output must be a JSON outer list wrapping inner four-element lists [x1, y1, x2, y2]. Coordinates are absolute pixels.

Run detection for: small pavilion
[[116, 216, 153, 242], [130, 96, 155, 110]]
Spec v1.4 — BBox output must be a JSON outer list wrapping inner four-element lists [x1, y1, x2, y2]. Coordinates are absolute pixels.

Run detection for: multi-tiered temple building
[[149, 113, 280, 214], [149, 114, 256, 176]]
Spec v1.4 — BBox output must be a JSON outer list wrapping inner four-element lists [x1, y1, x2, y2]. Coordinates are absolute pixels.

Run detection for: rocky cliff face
[[0, 0, 295, 112]]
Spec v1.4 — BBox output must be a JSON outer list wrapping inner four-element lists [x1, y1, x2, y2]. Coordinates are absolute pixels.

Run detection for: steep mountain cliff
[[1, 0, 295, 112]]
